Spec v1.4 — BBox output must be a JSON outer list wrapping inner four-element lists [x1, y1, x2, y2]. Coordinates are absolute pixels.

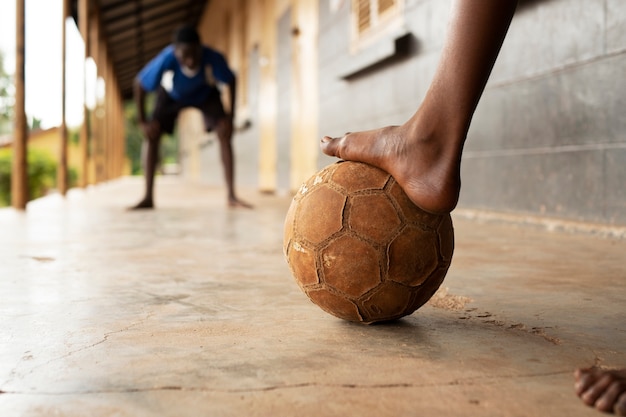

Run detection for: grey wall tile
[[607, 0, 626, 54], [316, 0, 625, 225], [492, 0, 605, 84]]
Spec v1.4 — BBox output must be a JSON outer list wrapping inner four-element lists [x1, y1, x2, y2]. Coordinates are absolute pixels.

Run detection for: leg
[[215, 116, 252, 208], [321, 0, 518, 214], [575, 368, 626, 415], [130, 87, 179, 210], [130, 126, 161, 210], [201, 88, 252, 208]]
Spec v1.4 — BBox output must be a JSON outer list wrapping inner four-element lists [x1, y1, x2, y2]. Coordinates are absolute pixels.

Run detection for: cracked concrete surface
[[0, 176, 624, 417]]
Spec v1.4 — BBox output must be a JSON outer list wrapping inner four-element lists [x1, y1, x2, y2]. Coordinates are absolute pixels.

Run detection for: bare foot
[[320, 122, 462, 214], [575, 367, 626, 415], [128, 199, 154, 210], [228, 197, 253, 209]]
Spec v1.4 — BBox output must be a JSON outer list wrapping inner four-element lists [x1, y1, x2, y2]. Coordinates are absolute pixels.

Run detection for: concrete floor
[[1, 176, 625, 417]]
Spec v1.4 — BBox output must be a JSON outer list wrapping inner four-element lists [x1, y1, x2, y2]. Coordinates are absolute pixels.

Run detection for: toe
[[596, 380, 623, 412], [581, 374, 615, 408], [320, 135, 342, 157], [574, 368, 595, 395], [616, 392, 626, 416]]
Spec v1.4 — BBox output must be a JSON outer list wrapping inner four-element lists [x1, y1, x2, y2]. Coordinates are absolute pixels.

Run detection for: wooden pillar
[[58, 0, 69, 195], [89, 12, 101, 183], [119, 89, 125, 176], [78, 0, 90, 188], [105, 59, 112, 180], [11, 0, 27, 209], [113, 86, 119, 177], [97, 36, 106, 182], [114, 82, 122, 177]]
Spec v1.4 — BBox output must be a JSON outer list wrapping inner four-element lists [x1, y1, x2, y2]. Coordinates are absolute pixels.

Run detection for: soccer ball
[[283, 161, 455, 324]]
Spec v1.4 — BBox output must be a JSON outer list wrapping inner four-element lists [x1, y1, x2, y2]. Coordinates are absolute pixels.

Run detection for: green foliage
[[162, 130, 179, 165], [0, 51, 13, 135], [27, 148, 57, 200], [69, 127, 80, 145], [29, 116, 42, 131], [0, 149, 10, 206], [68, 166, 78, 188], [0, 147, 59, 207]]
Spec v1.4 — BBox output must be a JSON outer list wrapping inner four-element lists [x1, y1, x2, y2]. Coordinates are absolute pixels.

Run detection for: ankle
[[406, 107, 467, 157]]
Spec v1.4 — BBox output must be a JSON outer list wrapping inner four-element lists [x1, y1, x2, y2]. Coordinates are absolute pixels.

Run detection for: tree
[[0, 51, 14, 135], [29, 116, 42, 131]]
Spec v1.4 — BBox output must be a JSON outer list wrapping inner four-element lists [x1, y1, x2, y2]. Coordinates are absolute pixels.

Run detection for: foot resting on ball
[[575, 367, 626, 415], [321, 120, 462, 215]]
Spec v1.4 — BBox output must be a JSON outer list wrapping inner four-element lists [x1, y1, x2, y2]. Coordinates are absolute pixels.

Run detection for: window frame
[[350, 0, 404, 53]]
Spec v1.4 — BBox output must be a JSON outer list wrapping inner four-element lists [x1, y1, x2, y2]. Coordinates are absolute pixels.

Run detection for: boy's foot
[[128, 199, 154, 210], [575, 367, 626, 415], [228, 197, 253, 209], [320, 123, 462, 214]]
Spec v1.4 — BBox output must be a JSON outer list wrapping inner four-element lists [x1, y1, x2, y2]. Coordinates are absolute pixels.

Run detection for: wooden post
[[104, 58, 111, 181], [78, 0, 90, 188], [116, 88, 124, 177], [117, 88, 124, 177], [58, 0, 69, 195], [97, 35, 105, 182], [112, 84, 118, 177], [12, 0, 27, 209], [89, 13, 100, 183]]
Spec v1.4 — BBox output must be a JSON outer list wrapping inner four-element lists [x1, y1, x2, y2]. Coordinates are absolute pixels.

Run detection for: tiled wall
[[318, 0, 626, 225]]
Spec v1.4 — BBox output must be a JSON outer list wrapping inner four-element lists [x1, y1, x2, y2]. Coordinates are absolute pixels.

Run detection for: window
[[352, 0, 403, 50]]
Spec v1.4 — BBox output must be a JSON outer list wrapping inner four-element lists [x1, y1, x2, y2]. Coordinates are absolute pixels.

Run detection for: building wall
[[318, 0, 626, 225], [0, 128, 85, 179], [188, 0, 625, 226], [463, 0, 626, 225]]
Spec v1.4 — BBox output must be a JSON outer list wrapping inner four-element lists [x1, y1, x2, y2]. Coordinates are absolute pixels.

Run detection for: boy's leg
[[201, 90, 252, 208], [131, 133, 161, 209], [321, 0, 518, 214], [130, 88, 178, 210]]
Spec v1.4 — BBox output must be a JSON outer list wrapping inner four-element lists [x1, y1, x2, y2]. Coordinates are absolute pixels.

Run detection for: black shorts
[[151, 86, 227, 134]]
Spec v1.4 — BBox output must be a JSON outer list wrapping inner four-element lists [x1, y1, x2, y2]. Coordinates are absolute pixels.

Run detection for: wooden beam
[[105, 59, 113, 180], [78, 0, 90, 188], [89, 10, 102, 183], [58, 0, 69, 195], [11, 0, 27, 209]]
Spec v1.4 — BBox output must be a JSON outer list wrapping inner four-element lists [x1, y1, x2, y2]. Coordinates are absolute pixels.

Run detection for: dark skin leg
[[130, 120, 161, 210], [575, 368, 626, 415], [131, 118, 252, 210], [215, 116, 252, 208]]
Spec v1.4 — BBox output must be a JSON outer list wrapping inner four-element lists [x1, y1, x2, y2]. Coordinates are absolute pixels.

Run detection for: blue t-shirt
[[137, 45, 235, 106]]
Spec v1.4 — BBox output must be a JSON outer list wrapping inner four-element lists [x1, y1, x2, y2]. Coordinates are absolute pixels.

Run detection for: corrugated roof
[[71, 0, 209, 100]]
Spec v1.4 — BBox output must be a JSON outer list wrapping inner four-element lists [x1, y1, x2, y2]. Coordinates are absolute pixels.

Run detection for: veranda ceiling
[[70, 0, 209, 99]]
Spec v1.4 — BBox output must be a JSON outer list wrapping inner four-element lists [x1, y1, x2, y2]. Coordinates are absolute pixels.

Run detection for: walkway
[[1, 176, 624, 416]]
